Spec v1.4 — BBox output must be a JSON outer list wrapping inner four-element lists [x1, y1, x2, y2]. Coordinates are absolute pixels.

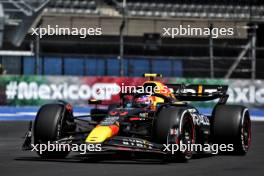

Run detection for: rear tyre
[[153, 107, 195, 162], [34, 102, 75, 158], [212, 105, 251, 155]]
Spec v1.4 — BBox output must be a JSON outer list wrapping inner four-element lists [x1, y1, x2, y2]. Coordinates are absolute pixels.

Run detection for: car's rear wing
[[166, 84, 229, 103]]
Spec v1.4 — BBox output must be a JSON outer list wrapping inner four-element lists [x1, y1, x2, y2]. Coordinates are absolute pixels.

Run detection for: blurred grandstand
[[0, 0, 264, 79]]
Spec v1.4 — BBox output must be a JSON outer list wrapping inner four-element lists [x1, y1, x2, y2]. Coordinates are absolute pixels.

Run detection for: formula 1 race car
[[22, 73, 251, 162]]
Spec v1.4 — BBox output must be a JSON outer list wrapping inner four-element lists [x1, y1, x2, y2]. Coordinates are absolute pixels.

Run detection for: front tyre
[[34, 102, 76, 158], [153, 107, 195, 162], [167, 113, 195, 161]]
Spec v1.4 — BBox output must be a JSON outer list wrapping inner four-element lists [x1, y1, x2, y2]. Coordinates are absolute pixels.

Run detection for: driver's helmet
[[134, 95, 152, 108]]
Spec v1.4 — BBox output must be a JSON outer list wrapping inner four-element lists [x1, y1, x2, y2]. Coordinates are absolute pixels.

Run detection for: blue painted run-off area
[[0, 106, 263, 121]]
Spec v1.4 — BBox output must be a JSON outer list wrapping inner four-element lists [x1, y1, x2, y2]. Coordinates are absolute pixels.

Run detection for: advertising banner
[[0, 75, 263, 108]]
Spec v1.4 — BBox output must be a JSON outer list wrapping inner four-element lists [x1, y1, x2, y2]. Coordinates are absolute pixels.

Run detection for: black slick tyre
[[153, 106, 195, 162], [34, 102, 75, 158], [212, 105, 251, 155]]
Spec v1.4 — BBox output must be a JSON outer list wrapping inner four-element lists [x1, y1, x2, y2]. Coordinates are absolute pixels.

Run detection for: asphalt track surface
[[0, 121, 264, 176]]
